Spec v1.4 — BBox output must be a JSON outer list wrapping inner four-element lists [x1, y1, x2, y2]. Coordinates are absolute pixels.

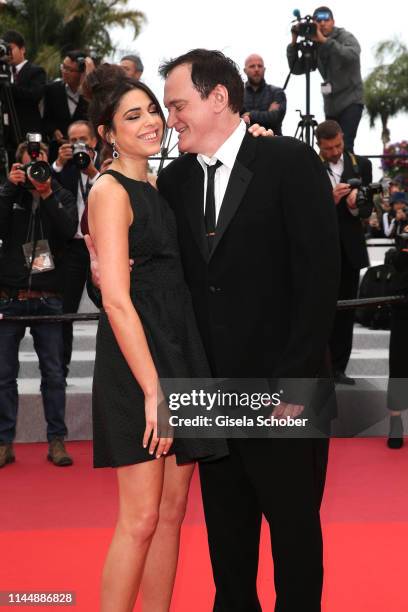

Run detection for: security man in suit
[[1, 30, 46, 161], [316, 119, 372, 385], [43, 50, 94, 163]]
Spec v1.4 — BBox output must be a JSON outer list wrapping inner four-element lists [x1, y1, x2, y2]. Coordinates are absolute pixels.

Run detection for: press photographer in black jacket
[[316, 120, 372, 385], [0, 140, 77, 469]]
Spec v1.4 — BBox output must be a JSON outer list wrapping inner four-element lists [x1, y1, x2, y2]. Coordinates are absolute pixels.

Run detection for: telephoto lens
[[72, 142, 91, 169]]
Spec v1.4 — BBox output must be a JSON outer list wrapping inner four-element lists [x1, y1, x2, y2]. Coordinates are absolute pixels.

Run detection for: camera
[[72, 141, 91, 169], [20, 133, 51, 189], [0, 39, 12, 61], [346, 178, 382, 209], [76, 55, 86, 73], [291, 12, 317, 40]]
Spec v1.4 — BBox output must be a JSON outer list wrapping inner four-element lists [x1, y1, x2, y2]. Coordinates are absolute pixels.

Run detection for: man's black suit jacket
[[8, 61, 46, 141], [337, 152, 372, 270], [157, 134, 340, 403], [43, 80, 89, 140]]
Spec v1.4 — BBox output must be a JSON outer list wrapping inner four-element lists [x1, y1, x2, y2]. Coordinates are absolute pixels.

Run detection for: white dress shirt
[[197, 120, 246, 223], [326, 154, 359, 217], [14, 59, 28, 75], [65, 84, 80, 117], [327, 155, 344, 188]]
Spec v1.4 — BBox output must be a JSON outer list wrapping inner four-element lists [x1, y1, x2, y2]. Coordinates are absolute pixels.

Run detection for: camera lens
[[72, 143, 91, 169], [27, 161, 51, 183]]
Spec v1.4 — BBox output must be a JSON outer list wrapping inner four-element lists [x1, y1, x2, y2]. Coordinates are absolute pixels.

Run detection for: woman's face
[[110, 88, 164, 159]]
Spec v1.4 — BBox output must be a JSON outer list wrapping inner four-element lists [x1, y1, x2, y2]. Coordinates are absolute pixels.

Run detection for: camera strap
[[78, 173, 90, 203], [347, 152, 361, 177]]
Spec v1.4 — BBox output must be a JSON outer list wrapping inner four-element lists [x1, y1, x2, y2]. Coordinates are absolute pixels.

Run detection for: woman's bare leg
[[141, 457, 195, 612], [101, 459, 165, 612]]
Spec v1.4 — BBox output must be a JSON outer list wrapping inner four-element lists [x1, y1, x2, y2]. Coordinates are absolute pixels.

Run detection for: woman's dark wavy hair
[[159, 49, 244, 114], [82, 63, 166, 146]]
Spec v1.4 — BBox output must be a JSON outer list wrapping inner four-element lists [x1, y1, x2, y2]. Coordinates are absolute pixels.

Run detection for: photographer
[[383, 192, 408, 244], [316, 120, 372, 385], [287, 6, 363, 151], [52, 120, 100, 378], [43, 50, 95, 163], [1, 30, 46, 158], [0, 139, 77, 469]]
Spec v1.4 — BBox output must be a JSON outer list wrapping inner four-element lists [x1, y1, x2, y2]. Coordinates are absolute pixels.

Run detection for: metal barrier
[[1, 294, 407, 322]]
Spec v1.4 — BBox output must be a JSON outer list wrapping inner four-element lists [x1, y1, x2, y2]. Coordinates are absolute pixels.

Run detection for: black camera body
[[0, 39, 12, 62], [21, 133, 51, 189], [76, 56, 86, 73], [292, 13, 317, 40], [347, 178, 382, 210], [71, 141, 91, 169]]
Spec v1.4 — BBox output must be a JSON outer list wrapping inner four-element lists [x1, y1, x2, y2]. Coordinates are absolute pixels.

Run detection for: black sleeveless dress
[[92, 170, 226, 467]]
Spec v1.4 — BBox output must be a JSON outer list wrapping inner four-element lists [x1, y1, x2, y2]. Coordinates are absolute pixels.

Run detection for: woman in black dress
[[83, 65, 223, 611]]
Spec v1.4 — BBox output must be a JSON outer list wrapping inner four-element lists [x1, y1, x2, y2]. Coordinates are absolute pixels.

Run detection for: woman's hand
[[143, 390, 173, 459]]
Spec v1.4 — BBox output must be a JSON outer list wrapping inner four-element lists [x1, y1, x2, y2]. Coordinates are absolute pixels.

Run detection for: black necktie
[[204, 159, 222, 252]]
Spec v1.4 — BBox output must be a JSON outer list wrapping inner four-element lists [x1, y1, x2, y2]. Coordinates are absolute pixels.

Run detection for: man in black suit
[[1, 30, 46, 160], [52, 120, 100, 378], [316, 120, 372, 385], [156, 49, 340, 612], [43, 50, 91, 163]]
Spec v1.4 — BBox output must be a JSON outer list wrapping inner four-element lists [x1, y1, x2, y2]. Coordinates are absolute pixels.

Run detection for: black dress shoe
[[387, 416, 404, 450], [0, 443, 15, 468], [334, 371, 356, 385]]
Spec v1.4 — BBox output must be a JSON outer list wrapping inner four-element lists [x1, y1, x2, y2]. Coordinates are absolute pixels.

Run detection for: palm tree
[[1, 0, 145, 77], [364, 40, 408, 144]]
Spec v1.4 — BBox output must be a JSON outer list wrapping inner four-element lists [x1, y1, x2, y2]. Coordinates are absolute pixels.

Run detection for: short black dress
[[92, 170, 226, 467]]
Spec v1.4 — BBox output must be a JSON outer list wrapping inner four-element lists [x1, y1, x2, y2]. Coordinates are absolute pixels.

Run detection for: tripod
[[283, 38, 318, 147], [0, 63, 22, 182]]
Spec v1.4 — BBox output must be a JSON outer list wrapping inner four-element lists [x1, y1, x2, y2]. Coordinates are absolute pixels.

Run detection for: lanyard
[[78, 173, 90, 203]]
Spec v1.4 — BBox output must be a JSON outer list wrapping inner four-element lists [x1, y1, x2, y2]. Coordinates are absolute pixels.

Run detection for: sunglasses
[[314, 12, 332, 22]]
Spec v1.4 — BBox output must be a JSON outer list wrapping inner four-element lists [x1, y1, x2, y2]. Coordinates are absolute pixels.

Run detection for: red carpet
[[1, 439, 407, 611]]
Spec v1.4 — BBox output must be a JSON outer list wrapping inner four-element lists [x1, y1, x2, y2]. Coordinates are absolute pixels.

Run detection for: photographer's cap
[[390, 191, 408, 205], [313, 6, 334, 21]]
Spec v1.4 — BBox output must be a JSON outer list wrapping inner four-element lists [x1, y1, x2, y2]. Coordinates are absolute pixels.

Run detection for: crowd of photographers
[[0, 6, 407, 469]]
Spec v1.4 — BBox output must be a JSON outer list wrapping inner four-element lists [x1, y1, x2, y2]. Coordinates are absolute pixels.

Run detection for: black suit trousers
[[329, 248, 361, 373], [199, 438, 329, 612]]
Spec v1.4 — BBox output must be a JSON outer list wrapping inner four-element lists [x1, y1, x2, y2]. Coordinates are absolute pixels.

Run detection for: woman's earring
[[111, 141, 120, 159]]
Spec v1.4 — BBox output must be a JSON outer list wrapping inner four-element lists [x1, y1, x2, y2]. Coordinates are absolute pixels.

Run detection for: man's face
[[61, 56, 82, 88], [315, 16, 335, 36], [318, 133, 344, 164], [21, 150, 48, 165], [244, 55, 265, 86], [164, 64, 215, 154], [8, 43, 25, 66], [68, 124, 97, 149], [120, 59, 142, 80]]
